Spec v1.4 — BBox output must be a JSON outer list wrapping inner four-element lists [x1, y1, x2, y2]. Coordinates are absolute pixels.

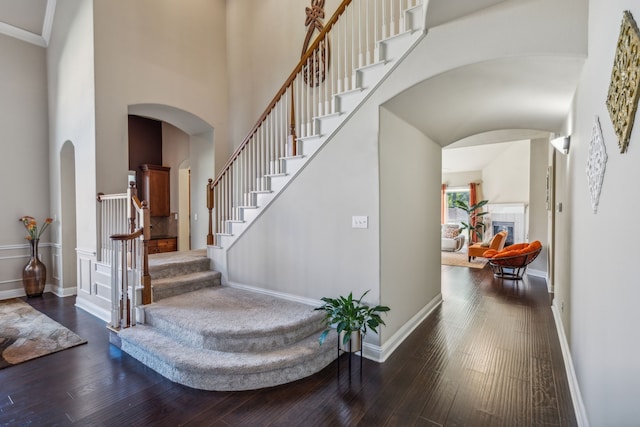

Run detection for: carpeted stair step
[[143, 287, 326, 352], [151, 270, 221, 302], [119, 324, 338, 391], [148, 249, 211, 280]]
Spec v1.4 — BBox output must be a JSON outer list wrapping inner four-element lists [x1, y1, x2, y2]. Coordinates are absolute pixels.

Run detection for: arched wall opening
[[127, 104, 215, 250], [60, 140, 78, 293]]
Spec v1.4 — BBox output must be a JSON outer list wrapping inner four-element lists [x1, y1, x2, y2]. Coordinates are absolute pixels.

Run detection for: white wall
[[379, 108, 442, 343], [481, 140, 530, 204], [527, 139, 549, 274], [563, 2, 640, 423], [162, 122, 190, 215], [92, 0, 228, 193], [442, 171, 482, 188], [225, 0, 341, 147], [47, 0, 98, 302], [0, 34, 50, 298], [226, 93, 382, 324]]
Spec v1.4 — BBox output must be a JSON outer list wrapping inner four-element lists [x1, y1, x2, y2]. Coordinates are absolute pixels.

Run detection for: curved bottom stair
[[118, 286, 338, 391]]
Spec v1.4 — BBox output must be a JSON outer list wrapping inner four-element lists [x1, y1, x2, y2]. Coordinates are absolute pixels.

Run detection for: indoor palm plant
[[315, 290, 390, 352], [453, 199, 489, 243]]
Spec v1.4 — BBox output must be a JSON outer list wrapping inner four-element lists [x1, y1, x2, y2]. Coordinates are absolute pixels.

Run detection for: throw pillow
[[443, 225, 459, 239]]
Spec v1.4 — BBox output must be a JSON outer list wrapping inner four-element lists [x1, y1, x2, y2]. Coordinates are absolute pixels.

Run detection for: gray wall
[[0, 34, 50, 298], [562, 0, 640, 423]]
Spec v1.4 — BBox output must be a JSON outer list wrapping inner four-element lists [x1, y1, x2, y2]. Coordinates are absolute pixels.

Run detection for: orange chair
[[485, 240, 542, 279], [468, 231, 508, 262]]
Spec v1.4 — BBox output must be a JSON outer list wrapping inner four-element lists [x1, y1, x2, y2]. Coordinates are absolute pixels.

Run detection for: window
[[445, 188, 469, 225]]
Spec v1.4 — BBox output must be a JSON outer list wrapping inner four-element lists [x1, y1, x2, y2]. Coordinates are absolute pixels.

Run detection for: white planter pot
[[339, 330, 362, 353]]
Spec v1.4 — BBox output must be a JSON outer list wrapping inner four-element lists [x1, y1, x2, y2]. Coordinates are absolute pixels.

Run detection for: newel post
[[127, 181, 137, 233], [207, 179, 214, 245], [141, 201, 151, 305]]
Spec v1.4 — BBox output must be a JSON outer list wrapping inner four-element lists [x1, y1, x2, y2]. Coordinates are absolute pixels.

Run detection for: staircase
[[147, 250, 221, 301], [118, 254, 337, 390], [208, 0, 426, 256], [115, 0, 426, 391]]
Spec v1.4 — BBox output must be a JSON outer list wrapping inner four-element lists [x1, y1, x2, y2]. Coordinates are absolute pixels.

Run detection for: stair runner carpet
[[118, 250, 337, 391]]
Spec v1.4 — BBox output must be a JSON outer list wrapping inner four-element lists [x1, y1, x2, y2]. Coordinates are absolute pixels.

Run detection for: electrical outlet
[[352, 216, 368, 229]]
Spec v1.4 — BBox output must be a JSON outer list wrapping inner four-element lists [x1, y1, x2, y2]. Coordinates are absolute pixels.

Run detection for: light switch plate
[[352, 215, 368, 229]]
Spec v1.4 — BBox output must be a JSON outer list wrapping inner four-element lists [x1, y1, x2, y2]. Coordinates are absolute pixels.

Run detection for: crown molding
[[0, 0, 56, 48]]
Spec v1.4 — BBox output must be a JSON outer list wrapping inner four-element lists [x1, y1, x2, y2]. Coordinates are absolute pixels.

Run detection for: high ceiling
[[0, 0, 54, 47], [1, 0, 579, 175]]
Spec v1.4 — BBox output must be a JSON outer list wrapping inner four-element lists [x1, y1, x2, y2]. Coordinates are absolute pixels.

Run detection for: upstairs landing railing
[[207, 0, 421, 246], [97, 183, 151, 330]]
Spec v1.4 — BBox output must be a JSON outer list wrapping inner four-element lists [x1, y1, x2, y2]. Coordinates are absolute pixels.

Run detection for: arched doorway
[[60, 140, 78, 292], [127, 104, 215, 249]]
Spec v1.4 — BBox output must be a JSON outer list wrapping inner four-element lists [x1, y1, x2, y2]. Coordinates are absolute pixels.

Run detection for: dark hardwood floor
[[0, 264, 577, 426]]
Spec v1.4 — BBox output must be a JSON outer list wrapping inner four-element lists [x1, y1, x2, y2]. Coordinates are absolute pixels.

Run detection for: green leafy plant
[[453, 199, 489, 243], [315, 290, 390, 346]]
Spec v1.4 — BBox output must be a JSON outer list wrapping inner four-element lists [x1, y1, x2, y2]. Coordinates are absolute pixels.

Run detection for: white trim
[[42, 0, 57, 46], [363, 293, 442, 362], [551, 301, 589, 427], [0, 288, 28, 300], [226, 281, 322, 307], [0, 283, 67, 300], [76, 248, 97, 257], [527, 268, 546, 278], [226, 282, 443, 363], [49, 285, 77, 298], [75, 297, 111, 323], [0, 242, 55, 252], [0, 21, 46, 47]]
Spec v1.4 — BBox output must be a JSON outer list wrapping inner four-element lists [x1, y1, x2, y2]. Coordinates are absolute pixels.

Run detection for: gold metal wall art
[[606, 11, 640, 154]]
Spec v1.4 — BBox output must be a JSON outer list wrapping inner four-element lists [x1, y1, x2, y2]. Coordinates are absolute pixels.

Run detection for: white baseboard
[[226, 281, 323, 307], [0, 283, 73, 300], [363, 293, 443, 362], [551, 301, 589, 427], [75, 297, 110, 323], [226, 282, 443, 364]]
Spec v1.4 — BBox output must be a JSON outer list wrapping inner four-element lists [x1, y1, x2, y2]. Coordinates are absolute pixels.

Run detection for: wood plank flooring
[[0, 264, 577, 426]]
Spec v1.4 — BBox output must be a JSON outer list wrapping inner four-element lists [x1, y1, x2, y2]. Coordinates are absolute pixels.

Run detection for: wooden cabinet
[[140, 164, 170, 217], [148, 237, 177, 254]]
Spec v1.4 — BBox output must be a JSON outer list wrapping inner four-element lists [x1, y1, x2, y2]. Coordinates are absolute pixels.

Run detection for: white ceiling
[[0, 0, 55, 47], [387, 0, 585, 173]]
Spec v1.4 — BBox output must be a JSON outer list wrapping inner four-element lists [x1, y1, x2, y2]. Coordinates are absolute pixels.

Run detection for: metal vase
[[22, 239, 46, 298], [339, 330, 362, 353]]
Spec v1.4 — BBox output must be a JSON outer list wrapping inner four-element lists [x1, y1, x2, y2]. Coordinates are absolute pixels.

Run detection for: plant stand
[[337, 339, 363, 379]]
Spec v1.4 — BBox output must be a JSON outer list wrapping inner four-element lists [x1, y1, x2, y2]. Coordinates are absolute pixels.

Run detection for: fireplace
[[487, 203, 526, 245], [493, 221, 514, 246]]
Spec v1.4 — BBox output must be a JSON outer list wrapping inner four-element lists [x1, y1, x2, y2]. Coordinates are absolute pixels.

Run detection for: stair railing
[[98, 182, 151, 329], [207, 0, 421, 246]]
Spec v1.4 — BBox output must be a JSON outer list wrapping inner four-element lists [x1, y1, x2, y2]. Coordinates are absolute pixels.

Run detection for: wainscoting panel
[[77, 250, 94, 295]]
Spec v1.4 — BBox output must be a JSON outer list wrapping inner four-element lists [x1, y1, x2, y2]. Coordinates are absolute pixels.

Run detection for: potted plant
[[315, 290, 390, 352], [453, 199, 489, 243]]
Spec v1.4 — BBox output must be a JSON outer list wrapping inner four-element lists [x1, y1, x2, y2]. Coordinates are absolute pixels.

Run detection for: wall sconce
[[550, 136, 571, 154]]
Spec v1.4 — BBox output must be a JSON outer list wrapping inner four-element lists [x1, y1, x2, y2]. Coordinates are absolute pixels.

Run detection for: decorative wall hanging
[[301, 0, 330, 87], [586, 116, 608, 213], [606, 10, 640, 153]]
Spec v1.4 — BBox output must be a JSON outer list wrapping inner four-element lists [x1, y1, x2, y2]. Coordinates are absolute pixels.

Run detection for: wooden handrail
[[209, 0, 353, 190], [110, 228, 144, 241]]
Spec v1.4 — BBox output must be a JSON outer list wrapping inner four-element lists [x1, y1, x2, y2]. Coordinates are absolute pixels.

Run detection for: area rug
[[0, 298, 87, 369], [441, 250, 488, 269]]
